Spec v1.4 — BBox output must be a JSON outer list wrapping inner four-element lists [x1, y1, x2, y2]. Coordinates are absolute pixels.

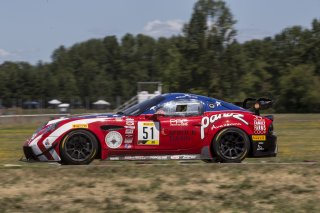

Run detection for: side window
[[157, 99, 203, 116]]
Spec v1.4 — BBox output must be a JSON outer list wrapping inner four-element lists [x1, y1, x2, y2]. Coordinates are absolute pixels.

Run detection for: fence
[[0, 97, 122, 115]]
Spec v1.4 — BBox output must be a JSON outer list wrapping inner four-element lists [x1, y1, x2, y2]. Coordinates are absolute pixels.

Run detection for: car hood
[[47, 113, 123, 125]]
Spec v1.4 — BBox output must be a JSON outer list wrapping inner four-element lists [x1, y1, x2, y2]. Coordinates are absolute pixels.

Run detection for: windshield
[[118, 95, 165, 116]]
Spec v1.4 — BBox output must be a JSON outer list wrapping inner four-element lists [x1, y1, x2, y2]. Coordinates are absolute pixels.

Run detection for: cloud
[[0, 49, 11, 57], [143, 19, 184, 37]]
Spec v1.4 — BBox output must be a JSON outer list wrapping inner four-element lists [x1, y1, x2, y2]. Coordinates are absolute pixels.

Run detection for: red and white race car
[[23, 93, 277, 164]]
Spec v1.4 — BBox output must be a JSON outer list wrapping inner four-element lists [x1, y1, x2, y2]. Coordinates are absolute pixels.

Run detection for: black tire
[[60, 130, 98, 165], [212, 128, 250, 163]]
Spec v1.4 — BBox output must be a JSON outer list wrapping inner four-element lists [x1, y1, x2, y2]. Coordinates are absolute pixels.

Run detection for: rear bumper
[[250, 134, 277, 157]]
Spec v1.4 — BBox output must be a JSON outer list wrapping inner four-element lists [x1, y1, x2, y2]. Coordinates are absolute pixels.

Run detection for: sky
[[0, 0, 320, 64]]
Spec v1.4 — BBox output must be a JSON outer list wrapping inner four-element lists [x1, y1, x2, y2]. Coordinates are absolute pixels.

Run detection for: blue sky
[[0, 0, 320, 64]]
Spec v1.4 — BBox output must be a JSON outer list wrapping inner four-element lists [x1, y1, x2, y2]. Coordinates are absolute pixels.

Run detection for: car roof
[[159, 93, 246, 112], [162, 93, 219, 102]]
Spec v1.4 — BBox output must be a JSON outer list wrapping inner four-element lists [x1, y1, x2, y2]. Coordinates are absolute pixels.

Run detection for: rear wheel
[[213, 128, 250, 163], [60, 130, 98, 165]]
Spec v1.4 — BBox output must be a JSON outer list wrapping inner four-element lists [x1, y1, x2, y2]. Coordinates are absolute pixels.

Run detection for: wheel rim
[[218, 131, 246, 160], [64, 133, 94, 162]]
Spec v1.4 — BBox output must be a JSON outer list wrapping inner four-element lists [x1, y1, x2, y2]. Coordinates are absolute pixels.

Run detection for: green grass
[[0, 114, 319, 212], [0, 124, 39, 163], [273, 114, 320, 162]]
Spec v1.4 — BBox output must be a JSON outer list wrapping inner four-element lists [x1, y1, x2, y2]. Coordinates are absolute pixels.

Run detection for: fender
[[201, 111, 253, 140]]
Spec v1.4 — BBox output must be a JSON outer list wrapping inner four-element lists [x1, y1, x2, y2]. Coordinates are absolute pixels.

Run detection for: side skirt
[[106, 154, 201, 161]]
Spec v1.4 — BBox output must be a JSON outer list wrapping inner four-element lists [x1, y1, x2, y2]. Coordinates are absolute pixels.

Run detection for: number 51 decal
[[138, 122, 160, 145]]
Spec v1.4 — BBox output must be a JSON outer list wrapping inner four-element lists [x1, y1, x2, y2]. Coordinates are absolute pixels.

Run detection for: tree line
[[0, 0, 319, 112]]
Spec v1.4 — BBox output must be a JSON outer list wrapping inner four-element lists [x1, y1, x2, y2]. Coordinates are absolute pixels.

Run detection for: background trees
[[0, 0, 319, 112]]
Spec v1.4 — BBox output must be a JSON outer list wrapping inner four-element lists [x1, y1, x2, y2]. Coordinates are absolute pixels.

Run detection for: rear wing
[[234, 98, 273, 116]]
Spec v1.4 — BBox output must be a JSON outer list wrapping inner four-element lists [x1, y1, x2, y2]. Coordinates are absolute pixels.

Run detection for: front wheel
[[60, 130, 98, 165], [212, 128, 250, 163]]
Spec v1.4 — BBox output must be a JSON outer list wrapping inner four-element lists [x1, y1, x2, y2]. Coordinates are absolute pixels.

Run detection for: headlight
[[43, 122, 60, 135], [31, 122, 60, 140]]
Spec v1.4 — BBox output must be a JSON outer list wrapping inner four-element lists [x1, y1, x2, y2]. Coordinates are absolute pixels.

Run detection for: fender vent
[[100, 125, 124, 131]]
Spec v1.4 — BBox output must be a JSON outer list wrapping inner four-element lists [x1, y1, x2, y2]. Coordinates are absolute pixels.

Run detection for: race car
[[23, 93, 277, 165]]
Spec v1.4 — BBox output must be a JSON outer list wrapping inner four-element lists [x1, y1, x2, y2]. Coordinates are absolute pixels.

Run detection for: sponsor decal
[[108, 155, 201, 161], [211, 123, 242, 129], [208, 103, 215, 109], [170, 155, 180, 160], [126, 120, 134, 126], [161, 128, 168, 135], [44, 139, 50, 146], [138, 140, 159, 145], [201, 113, 248, 139], [257, 143, 265, 151], [182, 155, 198, 160], [252, 135, 266, 141], [115, 117, 123, 121], [124, 156, 147, 160], [109, 157, 120, 160], [169, 130, 194, 141], [176, 94, 198, 99], [124, 144, 132, 149], [124, 135, 133, 143], [105, 131, 123, 149], [125, 118, 134, 126], [124, 126, 135, 129], [125, 155, 200, 160], [150, 106, 157, 111], [254, 117, 266, 134], [72, 124, 88, 128], [125, 129, 134, 134], [138, 122, 160, 145], [141, 122, 154, 126], [215, 101, 221, 107], [170, 119, 188, 126], [150, 156, 168, 160]]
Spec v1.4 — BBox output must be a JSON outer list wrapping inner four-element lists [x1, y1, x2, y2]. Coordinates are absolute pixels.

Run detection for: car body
[[23, 93, 277, 164]]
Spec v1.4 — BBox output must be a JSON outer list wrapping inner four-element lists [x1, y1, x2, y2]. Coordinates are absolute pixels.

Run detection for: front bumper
[[250, 134, 277, 157], [23, 143, 60, 162], [23, 146, 39, 161]]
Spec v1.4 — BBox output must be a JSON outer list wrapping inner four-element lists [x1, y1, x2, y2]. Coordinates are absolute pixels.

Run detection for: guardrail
[[0, 114, 70, 125]]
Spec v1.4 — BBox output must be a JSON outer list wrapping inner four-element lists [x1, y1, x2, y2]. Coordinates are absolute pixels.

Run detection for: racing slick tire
[[60, 130, 98, 165], [212, 128, 250, 163]]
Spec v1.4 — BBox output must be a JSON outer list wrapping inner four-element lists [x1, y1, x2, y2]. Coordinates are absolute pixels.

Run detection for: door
[[135, 99, 204, 151]]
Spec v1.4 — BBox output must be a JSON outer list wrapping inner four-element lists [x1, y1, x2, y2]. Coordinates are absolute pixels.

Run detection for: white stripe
[[28, 135, 48, 161], [48, 118, 107, 137], [30, 144, 48, 161], [47, 117, 68, 125], [50, 149, 61, 161], [29, 135, 42, 146]]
